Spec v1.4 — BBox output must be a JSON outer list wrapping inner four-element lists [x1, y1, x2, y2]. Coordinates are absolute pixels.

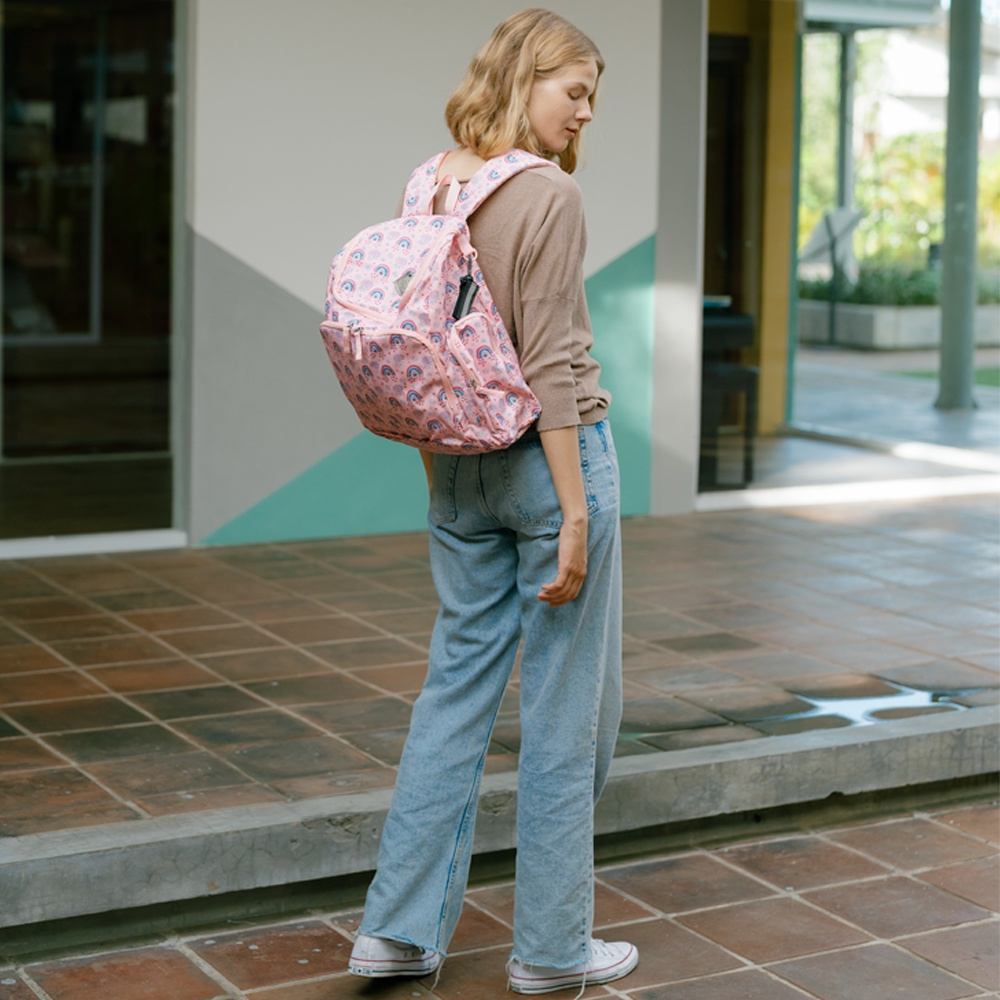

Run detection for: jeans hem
[[508, 950, 590, 970], [357, 927, 446, 957]]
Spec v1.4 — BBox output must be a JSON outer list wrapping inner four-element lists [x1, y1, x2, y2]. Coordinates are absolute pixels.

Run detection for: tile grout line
[[127, 548, 445, 719], [0, 544, 451, 806], [9, 969, 54, 1000], [594, 828, 999, 992], [920, 805, 1000, 848], [1, 505, 994, 839], [816, 814, 1000, 870], [173, 940, 251, 1000], [4, 802, 995, 994]]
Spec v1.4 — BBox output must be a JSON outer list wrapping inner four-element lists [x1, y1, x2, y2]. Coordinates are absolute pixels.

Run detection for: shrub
[[798, 265, 1000, 305], [977, 268, 1000, 304]]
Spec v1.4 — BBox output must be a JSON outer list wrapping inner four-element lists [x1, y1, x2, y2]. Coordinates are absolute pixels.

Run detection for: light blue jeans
[[358, 420, 622, 969]]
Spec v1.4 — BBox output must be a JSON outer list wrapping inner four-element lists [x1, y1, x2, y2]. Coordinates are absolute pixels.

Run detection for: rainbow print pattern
[[319, 150, 554, 453]]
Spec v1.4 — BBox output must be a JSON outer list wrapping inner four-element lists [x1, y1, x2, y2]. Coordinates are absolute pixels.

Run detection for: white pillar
[[650, 0, 708, 514], [936, 0, 981, 411]]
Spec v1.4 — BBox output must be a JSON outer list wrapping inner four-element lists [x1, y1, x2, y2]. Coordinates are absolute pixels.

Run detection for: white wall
[[185, 0, 663, 540], [190, 0, 659, 306], [651, 0, 707, 514]]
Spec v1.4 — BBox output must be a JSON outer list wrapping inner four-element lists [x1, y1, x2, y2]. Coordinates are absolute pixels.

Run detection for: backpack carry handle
[[403, 150, 558, 220], [435, 174, 461, 215]]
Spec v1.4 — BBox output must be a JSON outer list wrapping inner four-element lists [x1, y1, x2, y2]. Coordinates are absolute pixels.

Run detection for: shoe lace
[[430, 956, 444, 991], [506, 941, 616, 999], [590, 938, 614, 958], [568, 939, 615, 1000]]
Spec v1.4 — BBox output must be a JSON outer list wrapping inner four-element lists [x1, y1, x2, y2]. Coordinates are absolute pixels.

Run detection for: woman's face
[[525, 59, 599, 155]]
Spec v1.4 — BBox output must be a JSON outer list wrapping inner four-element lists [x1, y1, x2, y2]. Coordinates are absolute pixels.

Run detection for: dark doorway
[[1, 0, 174, 539], [703, 35, 749, 310], [700, 35, 758, 492]]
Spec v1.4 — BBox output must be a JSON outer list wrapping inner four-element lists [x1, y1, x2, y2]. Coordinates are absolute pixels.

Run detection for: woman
[[348, 9, 637, 994]]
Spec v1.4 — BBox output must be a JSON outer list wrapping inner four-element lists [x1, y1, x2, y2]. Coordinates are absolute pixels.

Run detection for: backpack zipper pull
[[452, 257, 478, 320], [347, 320, 364, 359]]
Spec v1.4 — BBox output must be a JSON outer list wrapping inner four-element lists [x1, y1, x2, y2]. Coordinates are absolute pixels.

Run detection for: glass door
[[1, 0, 173, 539]]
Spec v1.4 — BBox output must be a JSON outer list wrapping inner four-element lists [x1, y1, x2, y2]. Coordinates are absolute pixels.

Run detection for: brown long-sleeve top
[[419, 162, 611, 432]]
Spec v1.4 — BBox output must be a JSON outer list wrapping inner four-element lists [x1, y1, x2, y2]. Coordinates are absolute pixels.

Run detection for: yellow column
[[756, 0, 799, 433]]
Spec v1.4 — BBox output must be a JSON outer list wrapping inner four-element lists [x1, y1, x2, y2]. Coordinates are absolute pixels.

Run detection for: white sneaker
[[347, 933, 441, 978], [507, 938, 639, 994]]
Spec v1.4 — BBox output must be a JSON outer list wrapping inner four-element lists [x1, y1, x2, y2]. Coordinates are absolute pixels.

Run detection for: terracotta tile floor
[[0, 492, 998, 996], [0, 494, 997, 836], [0, 800, 995, 999]]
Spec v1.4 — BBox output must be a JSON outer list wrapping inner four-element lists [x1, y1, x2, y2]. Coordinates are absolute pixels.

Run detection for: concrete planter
[[797, 299, 1000, 350]]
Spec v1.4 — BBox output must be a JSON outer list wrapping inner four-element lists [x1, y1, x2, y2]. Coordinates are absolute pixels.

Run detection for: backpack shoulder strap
[[452, 150, 558, 220], [401, 152, 448, 215]]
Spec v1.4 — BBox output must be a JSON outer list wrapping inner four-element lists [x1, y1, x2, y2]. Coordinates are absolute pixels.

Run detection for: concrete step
[[4, 705, 996, 931]]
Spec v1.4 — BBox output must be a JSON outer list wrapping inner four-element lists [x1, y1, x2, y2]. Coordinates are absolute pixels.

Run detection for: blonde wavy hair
[[444, 9, 604, 174]]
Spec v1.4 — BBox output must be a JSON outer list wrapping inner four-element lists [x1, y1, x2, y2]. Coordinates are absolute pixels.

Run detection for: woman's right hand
[[538, 426, 589, 605], [538, 514, 587, 606]]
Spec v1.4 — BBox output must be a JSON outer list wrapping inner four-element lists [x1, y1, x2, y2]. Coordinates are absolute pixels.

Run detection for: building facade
[[0, 0, 803, 555]]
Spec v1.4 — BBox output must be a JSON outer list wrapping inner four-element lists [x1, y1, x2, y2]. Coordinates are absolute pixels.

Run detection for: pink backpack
[[320, 150, 556, 453]]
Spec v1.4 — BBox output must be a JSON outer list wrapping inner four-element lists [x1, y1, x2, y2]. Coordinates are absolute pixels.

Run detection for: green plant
[[854, 265, 939, 304], [898, 367, 1000, 387], [798, 29, 1000, 272], [977, 267, 1000, 304], [798, 34, 841, 248], [854, 133, 945, 265], [798, 264, 1000, 306]]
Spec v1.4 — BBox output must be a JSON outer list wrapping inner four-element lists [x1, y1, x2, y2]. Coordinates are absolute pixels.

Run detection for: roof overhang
[[805, 0, 942, 30]]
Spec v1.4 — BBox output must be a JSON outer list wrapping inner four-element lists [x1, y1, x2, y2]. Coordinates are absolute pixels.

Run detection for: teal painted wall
[[587, 235, 655, 517], [203, 433, 429, 544], [201, 236, 656, 545]]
